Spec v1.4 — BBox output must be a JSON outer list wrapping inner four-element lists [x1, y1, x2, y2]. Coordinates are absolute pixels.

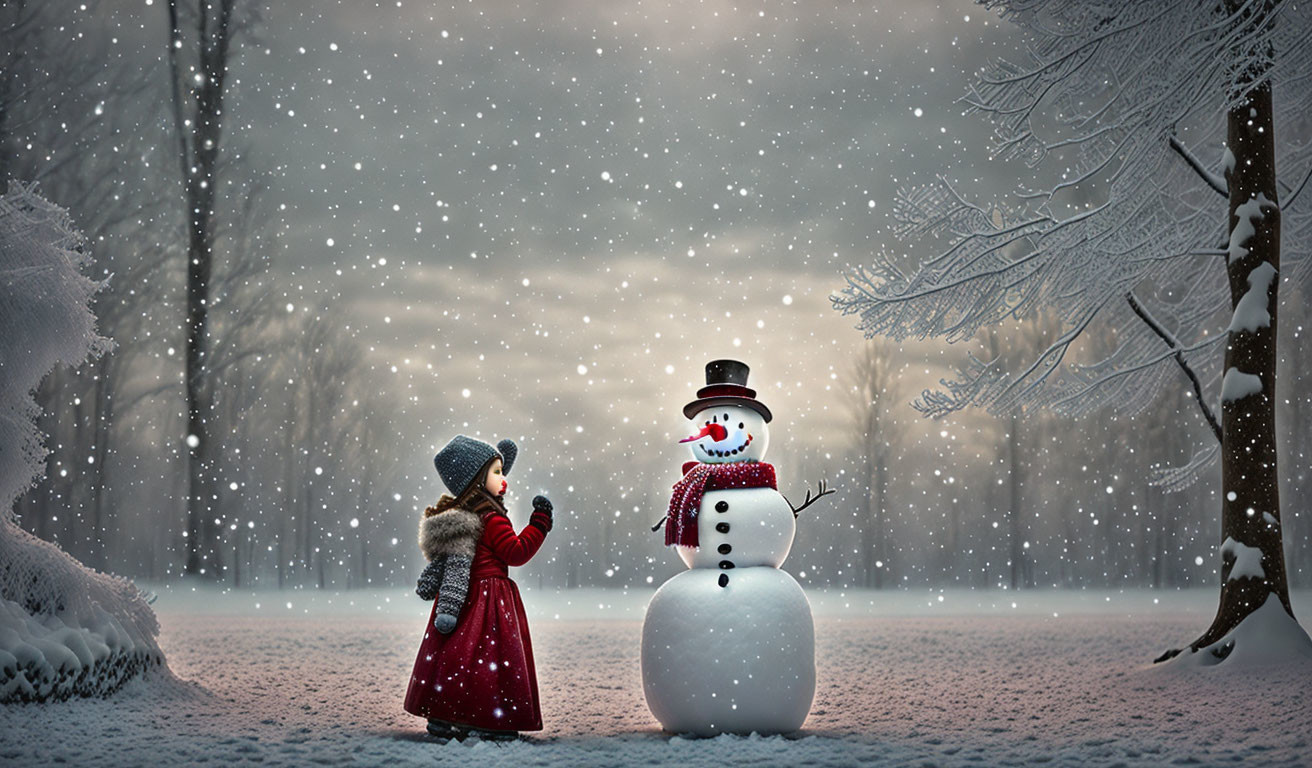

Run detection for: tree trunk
[[858, 457, 871, 589], [304, 482, 316, 583], [279, 397, 297, 588], [87, 358, 115, 572], [1151, 487, 1166, 590], [360, 537, 369, 587], [1007, 412, 1025, 591], [1277, 325, 1311, 587], [947, 480, 962, 584], [874, 457, 888, 588], [0, 1, 18, 187], [859, 451, 876, 588], [171, 0, 234, 579], [317, 545, 327, 590], [232, 532, 241, 588], [277, 538, 286, 589], [1186, 0, 1296, 655]]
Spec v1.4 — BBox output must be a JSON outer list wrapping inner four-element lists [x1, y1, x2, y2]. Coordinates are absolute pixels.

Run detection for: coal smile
[[697, 433, 753, 458]]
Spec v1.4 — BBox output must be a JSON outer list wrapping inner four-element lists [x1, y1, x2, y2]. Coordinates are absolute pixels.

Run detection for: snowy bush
[[0, 182, 164, 702]]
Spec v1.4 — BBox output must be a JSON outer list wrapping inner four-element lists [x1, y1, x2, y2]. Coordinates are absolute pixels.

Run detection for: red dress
[[404, 501, 549, 731]]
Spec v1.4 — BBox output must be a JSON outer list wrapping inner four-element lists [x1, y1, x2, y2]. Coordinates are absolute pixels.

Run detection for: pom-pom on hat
[[682, 359, 772, 422], [434, 435, 518, 496]]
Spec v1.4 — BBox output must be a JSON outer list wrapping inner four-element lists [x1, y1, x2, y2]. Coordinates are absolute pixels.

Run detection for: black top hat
[[682, 359, 773, 422]]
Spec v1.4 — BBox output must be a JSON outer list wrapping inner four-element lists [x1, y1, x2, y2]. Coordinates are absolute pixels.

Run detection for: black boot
[[426, 718, 468, 740], [467, 728, 519, 742]]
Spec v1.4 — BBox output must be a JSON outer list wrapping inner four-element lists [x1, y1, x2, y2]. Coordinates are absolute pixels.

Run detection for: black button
[[718, 574, 729, 588], [719, 560, 735, 569], [715, 501, 729, 513], [715, 522, 730, 534], [718, 543, 732, 555]]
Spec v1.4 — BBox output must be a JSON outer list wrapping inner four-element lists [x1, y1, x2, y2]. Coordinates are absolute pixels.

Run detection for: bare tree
[[1279, 318, 1312, 587], [349, 389, 404, 588], [980, 325, 1033, 590], [833, 0, 1312, 663], [3, 0, 175, 571], [845, 339, 903, 588], [165, 0, 259, 576], [987, 312, 1065, 589]]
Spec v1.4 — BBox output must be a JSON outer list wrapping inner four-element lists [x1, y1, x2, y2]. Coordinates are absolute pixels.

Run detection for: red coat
[[404, 503, 550, 731]]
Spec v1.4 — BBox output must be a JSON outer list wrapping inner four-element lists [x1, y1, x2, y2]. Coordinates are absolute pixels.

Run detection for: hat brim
[[683, 396, 772, 422]]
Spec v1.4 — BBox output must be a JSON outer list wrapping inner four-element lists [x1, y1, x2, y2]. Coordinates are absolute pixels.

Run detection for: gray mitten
[[433, 552, 474, 634], [434, 613, 458, 634]]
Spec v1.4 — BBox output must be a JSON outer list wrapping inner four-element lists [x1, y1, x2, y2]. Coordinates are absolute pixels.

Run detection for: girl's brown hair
[[424, 456, 497, 517]]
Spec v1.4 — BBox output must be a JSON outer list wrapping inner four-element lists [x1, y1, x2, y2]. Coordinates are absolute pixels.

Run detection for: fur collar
[[419, 508, 483, 560]]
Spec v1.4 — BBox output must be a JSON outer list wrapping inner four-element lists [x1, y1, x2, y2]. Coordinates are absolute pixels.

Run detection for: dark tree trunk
[[1151, 488, 1166, 590], [360, 537, 369, 587], [1007, 412, 1025, 591], [277, 538, 286, 589], [947, 483, 962, 584], [182, 155, 217, 575], [356, 462, 374, 587], [87, 358, 115, 572], [858, 457, 872, 588], [169, 0, 235, 578], [232, 533, 241, 588], [0, 0, 21, 188], [857, 443, 889, 589], [1277, 328, 1311, 587], [279, 398, 297, 588], [303, 482, 316, 582], [872, 458, 887, 588], [1184, 0, 1296, 655]]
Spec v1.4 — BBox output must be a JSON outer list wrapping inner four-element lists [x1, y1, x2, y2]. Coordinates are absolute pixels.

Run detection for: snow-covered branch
[[1169, 135, 1229, 196], [1151, 443, 1221, 492], [1125, 291, 1223, 442], [1285, 163, 1312, 209], [837, 0, 1312, 426]]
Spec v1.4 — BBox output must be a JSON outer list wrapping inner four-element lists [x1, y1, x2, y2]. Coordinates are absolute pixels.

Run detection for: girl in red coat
[[405, 435, 553, 740]]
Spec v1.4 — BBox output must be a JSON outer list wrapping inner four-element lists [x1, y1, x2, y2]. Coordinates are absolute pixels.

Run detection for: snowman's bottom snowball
[[641, 567, 815, 736]]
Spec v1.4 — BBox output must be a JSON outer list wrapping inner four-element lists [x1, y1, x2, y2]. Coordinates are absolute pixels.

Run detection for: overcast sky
[[94, 0, 1031, 506]]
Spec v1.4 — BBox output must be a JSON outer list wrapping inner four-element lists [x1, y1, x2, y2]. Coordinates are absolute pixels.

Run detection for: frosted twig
[[1169, 135, 1228, 196], [1125, 291, 1223, 442], [1285, 164, 1312, 209], [836, 0, 1312, 443], [1151, 443, 1221, 492]]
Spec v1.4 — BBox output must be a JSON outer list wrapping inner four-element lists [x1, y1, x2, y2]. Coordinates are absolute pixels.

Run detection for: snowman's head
[[680, 404, 769, 463]]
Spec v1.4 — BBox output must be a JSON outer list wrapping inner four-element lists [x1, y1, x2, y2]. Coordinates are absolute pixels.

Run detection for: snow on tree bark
[[1220, 537, 1265, 581], [1220, 368, 1264, 402], [1189, 0, 1300, 658], [1226, 262, 1277, 333]]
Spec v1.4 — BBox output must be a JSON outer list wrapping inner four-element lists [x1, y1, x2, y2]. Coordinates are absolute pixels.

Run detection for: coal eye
[[723, 413, 729, 421], [739, 423, 744, 429]]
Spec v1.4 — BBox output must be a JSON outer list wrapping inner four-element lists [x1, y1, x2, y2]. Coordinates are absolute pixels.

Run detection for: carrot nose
[[680, 423, 727, 443]]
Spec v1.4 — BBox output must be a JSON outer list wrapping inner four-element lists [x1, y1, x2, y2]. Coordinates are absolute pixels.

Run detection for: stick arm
[[785, 479, 836, 518]]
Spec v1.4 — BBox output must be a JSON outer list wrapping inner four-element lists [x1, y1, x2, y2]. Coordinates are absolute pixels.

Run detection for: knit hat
[[434, 435, 518, 496]]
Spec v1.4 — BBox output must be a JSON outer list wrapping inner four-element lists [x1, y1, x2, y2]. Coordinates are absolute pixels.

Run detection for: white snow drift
[[0, 183, 165, 702]]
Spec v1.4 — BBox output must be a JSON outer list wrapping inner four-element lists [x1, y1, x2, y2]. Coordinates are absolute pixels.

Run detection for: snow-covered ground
[[2, 585, 1309, 767]]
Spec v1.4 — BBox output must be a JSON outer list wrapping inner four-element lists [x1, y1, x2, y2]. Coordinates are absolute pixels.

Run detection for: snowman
[[642, 359, 832, 736]]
